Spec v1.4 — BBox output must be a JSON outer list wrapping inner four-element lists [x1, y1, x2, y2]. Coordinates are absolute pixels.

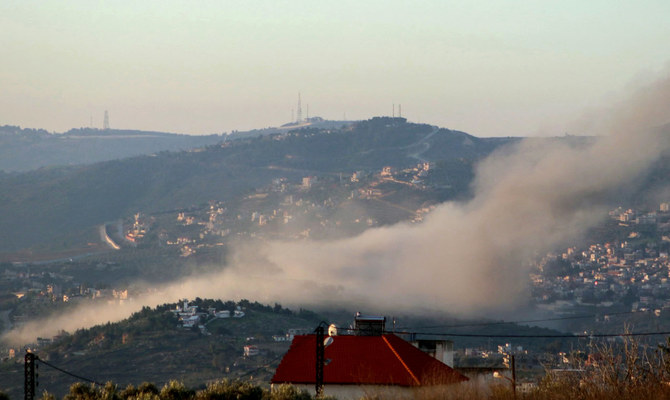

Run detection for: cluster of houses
[[124, 213, 148, 244], [531, 204, 670, 312], [172, 300, 245, 330], [3, 266, 132, 316], [533, 244, 669, 313], [146, 162, 440, 255]]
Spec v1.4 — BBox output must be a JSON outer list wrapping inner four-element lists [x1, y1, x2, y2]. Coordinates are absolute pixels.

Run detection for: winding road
[[406, 127, 439, 162], [99, 222, 122, 250]]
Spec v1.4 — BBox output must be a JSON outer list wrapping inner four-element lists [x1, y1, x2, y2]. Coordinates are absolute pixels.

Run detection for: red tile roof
[[271, 334, 468, 386]]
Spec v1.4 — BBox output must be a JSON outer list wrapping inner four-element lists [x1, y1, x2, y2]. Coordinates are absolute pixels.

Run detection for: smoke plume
[[3, 71, 670, 346]]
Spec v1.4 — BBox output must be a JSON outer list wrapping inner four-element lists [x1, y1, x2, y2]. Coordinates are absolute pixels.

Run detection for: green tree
[[159, 381, 194, 400], [195, 380, 263, 400], [63, 382, 119, 400], [266, 384, 312, 400]]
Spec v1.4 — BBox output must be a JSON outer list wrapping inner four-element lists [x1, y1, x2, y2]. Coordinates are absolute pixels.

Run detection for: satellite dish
[[324, 336, 334, 348], [328, 324, 338, 336]]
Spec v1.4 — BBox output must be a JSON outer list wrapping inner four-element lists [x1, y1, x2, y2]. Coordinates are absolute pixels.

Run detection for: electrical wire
[[238, 354, 284, 378], [36, 356, 104, 386], [388, 329, 670, 339], [396, 309, 653, 330], [334, 326, 670, 339]]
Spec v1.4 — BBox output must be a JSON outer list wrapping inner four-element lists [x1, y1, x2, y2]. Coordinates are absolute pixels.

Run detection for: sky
[[1, 1, 669, 136]]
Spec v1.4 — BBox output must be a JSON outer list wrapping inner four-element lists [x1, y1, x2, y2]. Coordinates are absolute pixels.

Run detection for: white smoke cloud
[[4, 71, 670, 346]]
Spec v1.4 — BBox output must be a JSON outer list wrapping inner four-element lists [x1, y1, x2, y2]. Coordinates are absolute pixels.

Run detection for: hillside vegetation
[[0, 300, 324, 398], [0, 118, 513, 252]]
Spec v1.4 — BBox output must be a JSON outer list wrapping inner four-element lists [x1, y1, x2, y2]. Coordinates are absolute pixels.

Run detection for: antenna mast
[[103, 110, 110, 130], [296, 93, 302, 123]]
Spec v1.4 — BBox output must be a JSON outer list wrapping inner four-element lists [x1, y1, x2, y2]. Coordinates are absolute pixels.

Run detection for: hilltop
[[0, 117, 517, 253], [0, 126, 225, 172]]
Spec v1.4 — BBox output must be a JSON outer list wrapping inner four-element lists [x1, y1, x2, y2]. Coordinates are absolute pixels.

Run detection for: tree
[[159, 381, 194, 400]]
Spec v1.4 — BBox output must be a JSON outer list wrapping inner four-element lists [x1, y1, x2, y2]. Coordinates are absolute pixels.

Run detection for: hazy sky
[[2, 1, 669, 136]]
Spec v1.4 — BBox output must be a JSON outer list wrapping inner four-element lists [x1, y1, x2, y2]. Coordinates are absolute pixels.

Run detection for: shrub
[[195, 380, 263, 400], [63, 382, 119, 400], [159, 381, 194, 400], [267, 384, 311, 400]]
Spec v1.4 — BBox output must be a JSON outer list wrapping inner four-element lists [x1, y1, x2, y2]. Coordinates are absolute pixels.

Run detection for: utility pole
[[510, 354, 516, 399], [498, 352, 517, 400], [25, 352, 37, 400], [315, 326, 325, 397]]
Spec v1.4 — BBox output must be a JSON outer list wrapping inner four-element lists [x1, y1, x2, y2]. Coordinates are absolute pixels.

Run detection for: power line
[[36, 356, 104, 386], [398, 309, 653, 330], [238, 354, 284, 379], [334, 326, 670, 339], [389, 330, 670, 339]]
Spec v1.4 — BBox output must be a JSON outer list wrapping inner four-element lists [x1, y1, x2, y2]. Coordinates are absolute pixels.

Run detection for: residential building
[[271, 333, 467, 399]]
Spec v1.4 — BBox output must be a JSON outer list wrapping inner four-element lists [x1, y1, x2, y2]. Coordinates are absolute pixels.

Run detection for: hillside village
[[2, 155, 669, 345], [2, 199, 670, 396], [531, 204, 670, 316], [1, 121, 670, 398], [133, 160, 441, 257]]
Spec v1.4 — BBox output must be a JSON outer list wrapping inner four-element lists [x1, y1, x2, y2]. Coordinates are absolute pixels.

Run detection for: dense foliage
[[38, 380, 313, 400], [23, 337, 670, 400]]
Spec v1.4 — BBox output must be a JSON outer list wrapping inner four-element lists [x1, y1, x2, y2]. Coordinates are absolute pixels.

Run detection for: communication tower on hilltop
[[296, 93, 302, 123], [392, 104, 402, 118], [103, 110, 110, 130]]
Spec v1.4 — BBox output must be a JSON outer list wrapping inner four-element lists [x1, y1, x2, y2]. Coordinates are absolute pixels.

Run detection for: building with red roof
[[271, 333, 468, 399]]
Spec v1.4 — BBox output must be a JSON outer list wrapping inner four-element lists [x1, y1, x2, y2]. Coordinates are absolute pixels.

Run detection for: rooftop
[[271, 333, 468, 386]]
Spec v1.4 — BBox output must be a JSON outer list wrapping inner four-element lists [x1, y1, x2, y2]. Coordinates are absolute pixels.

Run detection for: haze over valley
[[2, 2, 670, 398], [2, 68, 670, 342]]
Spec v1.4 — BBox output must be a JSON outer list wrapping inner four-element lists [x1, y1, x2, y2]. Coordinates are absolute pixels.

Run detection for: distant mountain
[[0, 117, 518, 251], [0, 119, 354, 173], [0, 126, 225, 172]]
